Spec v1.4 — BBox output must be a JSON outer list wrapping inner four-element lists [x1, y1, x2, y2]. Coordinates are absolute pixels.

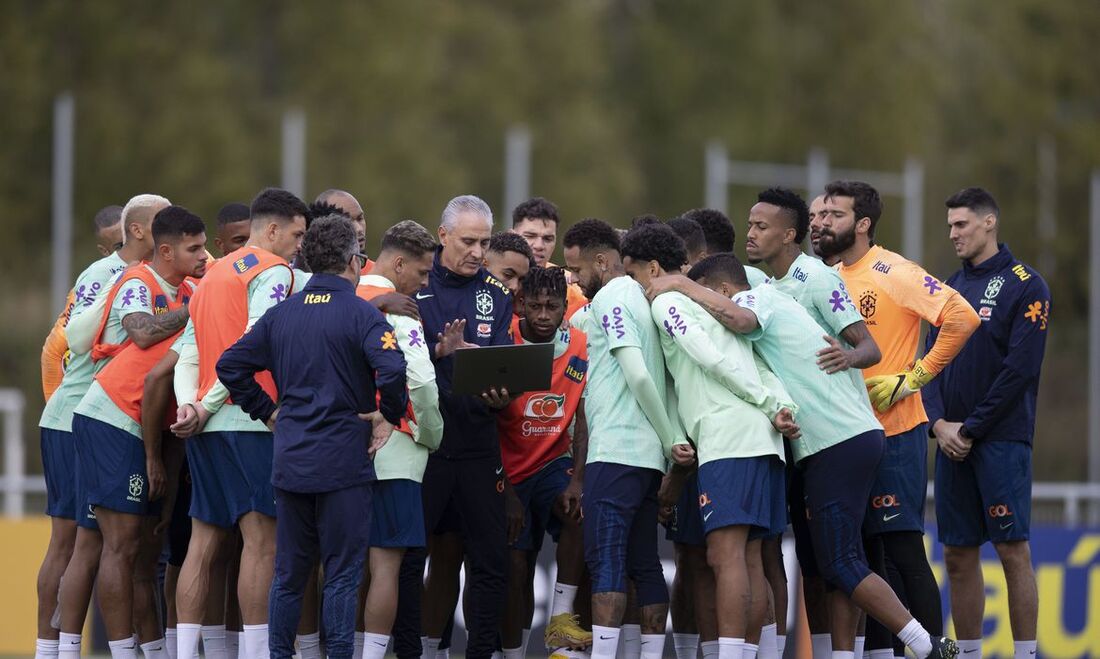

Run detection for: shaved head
[[315, 189, 365, 251]]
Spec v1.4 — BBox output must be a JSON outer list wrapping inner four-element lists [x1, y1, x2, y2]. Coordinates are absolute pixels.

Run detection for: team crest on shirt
[[127, 474, 144, 502], [859, 290, 877, 321], [234, 253, 260, 273], [524, 393, 566, 423], [475, 290, 495, 321], [981, 276, 1004, 307]]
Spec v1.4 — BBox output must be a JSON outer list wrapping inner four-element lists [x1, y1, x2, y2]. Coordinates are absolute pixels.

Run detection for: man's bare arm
[[647, 274, 758, 334], [122, 307, 190, 349]]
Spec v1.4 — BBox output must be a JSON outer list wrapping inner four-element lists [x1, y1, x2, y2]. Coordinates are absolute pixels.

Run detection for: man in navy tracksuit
[[923, 188, 1049, 659], [217, 215, 408, 659], [393, 195, 514, 659]]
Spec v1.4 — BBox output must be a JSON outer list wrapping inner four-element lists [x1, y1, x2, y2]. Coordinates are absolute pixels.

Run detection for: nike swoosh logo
[[496, 466, 504, 475], [373, 642, 387, 646], [555, 588, 564, 594], [599, 635, 615, 640], [963, 650, 978, 654], [883, 513, 901, 522], [415, 293, 434, 300], [703, 511, 714, 521], [1000, 521, 1015, 529]]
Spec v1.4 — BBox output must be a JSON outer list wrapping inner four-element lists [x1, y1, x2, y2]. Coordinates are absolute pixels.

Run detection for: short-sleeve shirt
[[74, 265, 182, 437], [39, 253, 129, 432], [733, 284, 882, 462], [203, 266, 295, 433], [584, 275, 669, 472], [837, 245, 954, 436], [651, 291, 783, 465]]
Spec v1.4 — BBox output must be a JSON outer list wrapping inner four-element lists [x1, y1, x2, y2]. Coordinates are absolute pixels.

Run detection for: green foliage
[[1, 0, 1097, 478]]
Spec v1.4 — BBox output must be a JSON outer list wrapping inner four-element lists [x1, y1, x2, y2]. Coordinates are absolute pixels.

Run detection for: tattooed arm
[[122, 306, 190, 349]]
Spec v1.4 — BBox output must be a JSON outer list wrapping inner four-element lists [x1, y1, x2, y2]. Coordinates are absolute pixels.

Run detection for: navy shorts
[[512, 456, 572, 552], [582, 462, 668, 605], [188, 431, 275, 527], [371, 479, 427, 548], [71, 420, 98, 530], [800, 430, 885, 596], [167, 457, 193, 567], [41, 428, 77, 520], [72, 414, 160, 518], [863, 424, 928, 537], [936, 440, 1032, 546], [665, 471, 706, 548], [698, 456, 786, 539], [788, 461, 817, 578]]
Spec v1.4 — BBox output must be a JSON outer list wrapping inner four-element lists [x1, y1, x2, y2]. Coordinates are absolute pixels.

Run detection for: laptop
[[451, 342, 555, 396]]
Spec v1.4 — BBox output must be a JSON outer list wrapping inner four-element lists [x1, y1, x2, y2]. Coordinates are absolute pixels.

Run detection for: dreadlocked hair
[[521, 265, 568, 303], [307, 201, 347, 228]]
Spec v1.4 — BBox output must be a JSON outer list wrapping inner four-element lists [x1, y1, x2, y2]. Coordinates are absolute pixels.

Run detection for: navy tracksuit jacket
[[922, 244, 1051, 444]]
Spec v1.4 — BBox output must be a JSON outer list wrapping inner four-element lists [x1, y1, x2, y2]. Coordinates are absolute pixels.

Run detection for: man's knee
[[993, 540, 1032, 570], [817, 553, 867, 597], [943, 544, 980, 579]]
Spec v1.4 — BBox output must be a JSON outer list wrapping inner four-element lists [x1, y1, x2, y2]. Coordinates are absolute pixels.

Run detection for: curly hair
[[521, 266, 568, 303], [666, 217, 706, 257], [489, 231, 536, 267], [302, 214, 358, 275], [681, 208, 734, 254], [562, 218, 620, 252], [512, 197, 560, 226], [620, 223, 688, 272]]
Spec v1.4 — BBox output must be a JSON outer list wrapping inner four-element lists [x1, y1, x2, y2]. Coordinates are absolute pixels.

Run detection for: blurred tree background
[[1, 0, 1098, 480]]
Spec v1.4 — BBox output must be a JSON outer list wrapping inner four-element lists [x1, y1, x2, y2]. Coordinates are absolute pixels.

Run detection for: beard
[[815, 225, 856, 260]]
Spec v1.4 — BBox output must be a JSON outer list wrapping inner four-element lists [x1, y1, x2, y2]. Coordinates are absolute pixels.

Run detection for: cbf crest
[[984, 276, 1005, 301], [127, 473, 144, 502], [859, 290, 877, 320], [475, 289, 494, 320]]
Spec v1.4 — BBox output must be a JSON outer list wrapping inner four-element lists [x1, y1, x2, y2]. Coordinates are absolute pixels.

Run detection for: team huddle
[[33, 182, 1049, 659]]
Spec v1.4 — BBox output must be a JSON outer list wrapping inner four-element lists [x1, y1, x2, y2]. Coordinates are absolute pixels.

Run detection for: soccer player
[[681, 208, 735, 257], [36, 203, 137, 659], [744, 187, 884, 658], [511, 197, 588, 318], [216, 214, 408, 659], [353, 220, 445, 658], [51, 195, 168, 659], [42, 206, 125, 402], [624, 224, 796, 659], [807, 194, 833, 265], [561, 218, 692, 659], [817, 180, 979, 648], [923, 188, 1048, 659], [646, 253, 959, 658], [485, 231, 535, 296], [73, 205, 206, 658], [404, 195, 514, 659], [170, 187, 308, 659], [215, 203, 252, 256], [316, 188, 369, 256], [666, 217, 708, 266], [496, 266, 591, 657]]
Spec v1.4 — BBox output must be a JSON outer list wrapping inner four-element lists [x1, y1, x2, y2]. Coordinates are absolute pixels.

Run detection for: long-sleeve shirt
[[417, 248, 514, 460], [922, 244, 1050, 444], [216, 273, 408, 494]]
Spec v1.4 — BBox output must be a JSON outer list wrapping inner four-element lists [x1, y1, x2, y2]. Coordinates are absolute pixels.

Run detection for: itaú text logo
[[872, 494, 901, 509], [524, 393, 566, 422]]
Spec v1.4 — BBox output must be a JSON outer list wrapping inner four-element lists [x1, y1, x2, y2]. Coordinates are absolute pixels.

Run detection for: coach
[[217, 215, 408, 659], [397, 195, 514, 659], [923, 188, 1049, 659]]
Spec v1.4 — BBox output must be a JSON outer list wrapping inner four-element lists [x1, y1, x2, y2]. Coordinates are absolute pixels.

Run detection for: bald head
[[315, 189, 365, 251]]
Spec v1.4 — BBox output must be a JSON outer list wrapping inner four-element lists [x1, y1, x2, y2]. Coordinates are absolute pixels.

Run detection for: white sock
[[742, 642, 759, 659], [521, 628, 532, 655], [674, 632, 700, 659], [176, 624, 201, 659], [1013, 640, 1037, 658], [592, 625, 622, 659], [640, 633, 665, 659], [868, 650, 894, 659], [361, 632, 389, 659], [831, 652, 854, 659], [702, 640, 721, 659], [225, 632, 239, 658], [897, 619, 932, 659], [297, 632, 322, 659], [758, 624, 778, 659], [551, 582, 579, 617], [108, 637, 139, 659], [164, 629, 178, 659], [58, 633, 82, 659], [957, 639, 981, 658], [811, 633, 832, 659], [35, 639, 60, 659], [423, 638, 441, 657], [622, 624, 642, 659], [140, 639, 168, 659], [854, 636, 865, 659], [503, 648, 524, 659], [718, 637, 744, 659], [354, 631, 366, 659], [492, 652, 504, 659], [202, 625, 228, 659], [776, 635, 786, 658], [242, 625, 269, 659], [437, 650, 450, 659]]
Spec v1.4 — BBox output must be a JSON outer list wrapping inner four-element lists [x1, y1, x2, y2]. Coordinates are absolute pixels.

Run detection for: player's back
[[584, 275, 668, 472]]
